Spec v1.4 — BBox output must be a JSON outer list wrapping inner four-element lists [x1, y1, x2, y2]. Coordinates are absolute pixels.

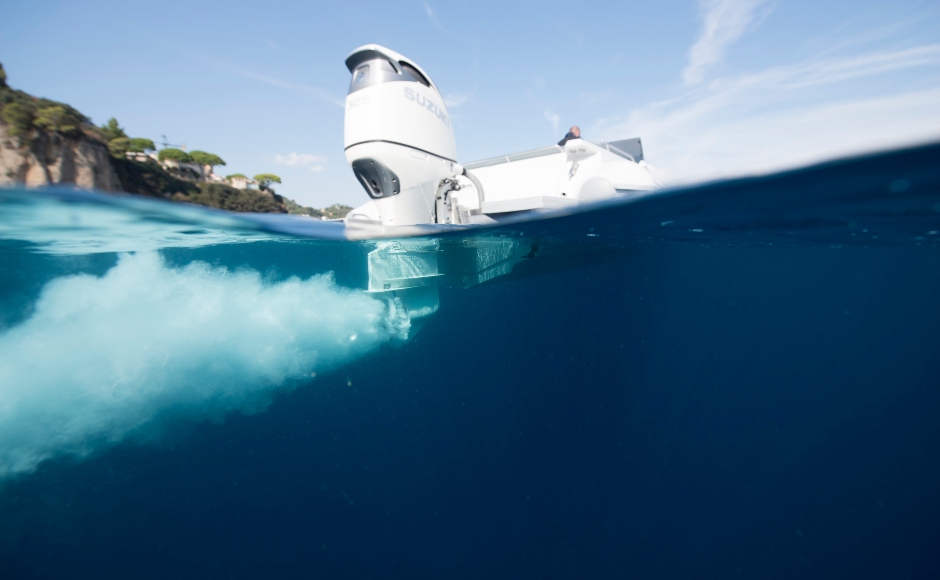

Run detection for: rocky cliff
[[0, 63, 350, 217], [0, 122, 120, 191], [0, 62, 121, 192]]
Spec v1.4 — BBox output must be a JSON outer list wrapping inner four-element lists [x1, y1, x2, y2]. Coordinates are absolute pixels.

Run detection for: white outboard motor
[[344, 45, 462, 226]]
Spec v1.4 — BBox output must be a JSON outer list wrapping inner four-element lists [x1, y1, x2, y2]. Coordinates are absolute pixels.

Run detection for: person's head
[[570, 126, 580, 138]]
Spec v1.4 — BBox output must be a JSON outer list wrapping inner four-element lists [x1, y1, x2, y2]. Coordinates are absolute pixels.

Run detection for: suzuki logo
[[403, 87, 449, 127]]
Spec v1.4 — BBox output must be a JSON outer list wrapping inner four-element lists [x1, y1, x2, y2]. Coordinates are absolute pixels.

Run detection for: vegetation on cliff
[[189, 151, 225, 168], [0, 62, 351, 217], [0, 64, 93, 142], [156, 148, 191, 163], [283, 199, 353, 219], [110, 157, 350, 217], [109, 156, 195, 198], [254, 174, 281, 191], [173, 182, 288, 213]]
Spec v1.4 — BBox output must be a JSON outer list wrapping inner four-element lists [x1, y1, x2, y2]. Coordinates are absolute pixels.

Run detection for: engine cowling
[[344, 45, 459, 226]]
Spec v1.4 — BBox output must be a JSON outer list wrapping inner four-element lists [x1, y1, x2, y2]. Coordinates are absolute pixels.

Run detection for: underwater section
[[0, 143, 938, 578]]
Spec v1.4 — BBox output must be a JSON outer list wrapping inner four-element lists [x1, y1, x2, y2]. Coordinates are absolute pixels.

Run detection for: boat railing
[[463, 145, 562, 170]]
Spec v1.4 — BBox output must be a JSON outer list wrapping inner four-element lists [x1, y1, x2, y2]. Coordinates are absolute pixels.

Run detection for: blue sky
[[2, 0, 939, 207]]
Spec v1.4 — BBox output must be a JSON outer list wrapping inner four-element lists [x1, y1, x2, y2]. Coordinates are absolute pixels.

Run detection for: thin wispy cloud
[[683, 0, 772, 86], [804, 16, 924, 58], [444, 93, 470, 108], [423, 1, 477, 42], [192, 53, 344, 108], [602, 43, 940, 184], [424, 1, 449, 35], [579, 89, 616, 105], [525, 75, 546, 100], [275, 153, 327, 173], [761, 44, 940, 89], [543, 109, 560, 134], [230, 67, 345, 107]]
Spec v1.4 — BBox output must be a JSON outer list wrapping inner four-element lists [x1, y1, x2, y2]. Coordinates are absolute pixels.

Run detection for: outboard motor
[[344, 45, 461, 226]]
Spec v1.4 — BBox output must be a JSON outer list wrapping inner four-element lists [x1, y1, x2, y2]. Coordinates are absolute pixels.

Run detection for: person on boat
[[557, 125, 581, 146]]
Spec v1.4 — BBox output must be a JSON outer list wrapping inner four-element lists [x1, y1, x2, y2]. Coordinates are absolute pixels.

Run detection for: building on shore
[[227, 175, 259, 190], [126, 151, 237, 186]]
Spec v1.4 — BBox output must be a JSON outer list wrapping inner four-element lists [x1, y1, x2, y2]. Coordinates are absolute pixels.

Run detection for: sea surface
[[1, 143, 939, 579]]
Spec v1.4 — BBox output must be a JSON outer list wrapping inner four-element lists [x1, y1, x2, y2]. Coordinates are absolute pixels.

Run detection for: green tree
[[225, 173, 247, 180], [0, 62, 7, 88], [99, 117, 127, 142], [322, 204, 353, 219], [189, 150, 226, 168], [158, 148, 192, 163], [253, 173, 282, 191], [2, 103, 34, 138], [108, 137, 131, 157], [128, 138, 155, 153], [33, 105, 81, 135]]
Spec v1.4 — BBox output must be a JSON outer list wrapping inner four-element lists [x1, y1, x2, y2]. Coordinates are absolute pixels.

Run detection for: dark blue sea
[[1, 143, 939, 579]]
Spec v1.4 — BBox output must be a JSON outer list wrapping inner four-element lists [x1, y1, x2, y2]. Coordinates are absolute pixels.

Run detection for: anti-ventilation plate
[[352, 158, 401, 199]]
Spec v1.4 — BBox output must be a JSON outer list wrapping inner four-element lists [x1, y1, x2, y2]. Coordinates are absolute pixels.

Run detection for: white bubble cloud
[[0, 253, 409, 478]]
